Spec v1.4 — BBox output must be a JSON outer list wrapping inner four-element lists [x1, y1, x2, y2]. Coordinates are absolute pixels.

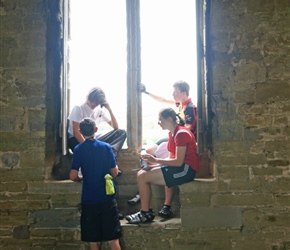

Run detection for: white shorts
[[155, 142, 168, 159]]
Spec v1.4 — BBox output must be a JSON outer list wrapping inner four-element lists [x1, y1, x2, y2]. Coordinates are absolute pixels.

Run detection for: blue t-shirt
[[71, 139, 117, 204]]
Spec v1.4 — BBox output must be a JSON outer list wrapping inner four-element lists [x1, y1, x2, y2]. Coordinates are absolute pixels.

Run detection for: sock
[[141, 210, 149, 214]]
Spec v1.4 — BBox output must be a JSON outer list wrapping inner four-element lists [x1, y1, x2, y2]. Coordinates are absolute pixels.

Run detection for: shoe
[[158, 205, 173, 218], [126, 210, 155, 224], [127, 193, 140, 205], [118, 213, 124, 220], [117, 170, 122, 177], [148, 209, 155, 221]]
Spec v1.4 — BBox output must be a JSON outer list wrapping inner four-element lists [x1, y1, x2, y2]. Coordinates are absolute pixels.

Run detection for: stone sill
[[195, 177, 217, 182], [120, 216, 181, 230]]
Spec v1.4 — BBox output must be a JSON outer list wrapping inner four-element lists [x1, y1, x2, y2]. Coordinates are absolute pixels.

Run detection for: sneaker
[[158, 205, 173, 218], [127, 193, 140, 205], [148, 209, 155, 221], [126, 211, 154, 224], [118, 213, 124, 220]]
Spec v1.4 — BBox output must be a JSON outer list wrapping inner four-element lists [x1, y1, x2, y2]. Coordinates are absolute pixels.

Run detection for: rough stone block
[[0, 228, 12, 237], [232, 239, 268, 250], [28, 109, 46, 132], [0, 211, 28, 227], [219, 155, 248, 166], [268, 177, 290, 193], [29, 209, 80, 228], [179, 192, 211, 207], [218, 165, 249, 179], [1, 200, 50, 211], [235, 89, 255, 103], [229, 179, 261, 192], [0, 181, 27, 192], [211, 193, 274, 207], [0, 168, 45, 181], [27, 181, 81, 194], [30, 228, 61, 239], [0, 132, 46, 151], [252, 166, 283, 176], [0, 116, 16, 132], [181, 207, 242, 229], [13, 225, 30, 239], [276, 195, 290, 207], [254, 211, 290, 228], [256, 82, 290, 103], [50, 193, 81, 208], [179, 180, 228, 194], [117, 184, 139, 198]]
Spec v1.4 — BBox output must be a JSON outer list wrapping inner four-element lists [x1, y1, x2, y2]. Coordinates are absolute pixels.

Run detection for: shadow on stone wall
[[51, 154, 72, 180]]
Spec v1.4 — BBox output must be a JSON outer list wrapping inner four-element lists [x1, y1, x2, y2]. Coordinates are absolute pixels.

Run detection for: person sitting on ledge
[[68, 86, 125, 219], [126, 107, 200, 224], [68, 86, 126, 159], [128, 80, 197, 219], [68, 86, 126, 177]]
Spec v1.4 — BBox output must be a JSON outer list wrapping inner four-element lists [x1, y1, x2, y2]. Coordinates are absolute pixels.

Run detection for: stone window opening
[[53, 0, 214, 180]]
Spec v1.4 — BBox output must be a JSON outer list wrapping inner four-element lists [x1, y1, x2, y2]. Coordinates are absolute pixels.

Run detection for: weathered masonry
[[0, 0, 289, 249]]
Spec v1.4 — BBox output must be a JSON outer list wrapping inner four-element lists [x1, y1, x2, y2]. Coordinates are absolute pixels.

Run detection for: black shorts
[[161, 164, 196, 188], [68, 137, 79, 152], [81, 199, 122, 242]]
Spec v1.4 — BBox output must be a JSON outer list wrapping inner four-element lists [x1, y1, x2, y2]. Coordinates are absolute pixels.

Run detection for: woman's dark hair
[[79, 118, 96, 136], [159, 107, 185, 126]]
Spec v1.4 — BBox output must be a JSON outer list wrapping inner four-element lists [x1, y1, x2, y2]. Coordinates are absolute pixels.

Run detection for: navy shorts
[[161, 164, 196, 188], [81, 199, 122, 242]]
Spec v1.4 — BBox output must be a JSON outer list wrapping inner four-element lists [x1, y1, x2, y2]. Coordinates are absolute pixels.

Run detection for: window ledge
[[195, 177, 217, 182]]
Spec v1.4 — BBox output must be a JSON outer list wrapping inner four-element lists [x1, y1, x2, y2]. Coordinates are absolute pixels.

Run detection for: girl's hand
[[140, 153, 157, 164]]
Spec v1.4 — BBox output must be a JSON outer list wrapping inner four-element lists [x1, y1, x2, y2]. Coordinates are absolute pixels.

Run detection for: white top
[[67, 103, 111, 138]]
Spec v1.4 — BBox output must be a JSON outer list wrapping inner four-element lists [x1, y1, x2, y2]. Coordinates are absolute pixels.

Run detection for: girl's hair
[[159, 107, 185, 126], [80, 118, 96, 136], [86, 87, 106, 103]]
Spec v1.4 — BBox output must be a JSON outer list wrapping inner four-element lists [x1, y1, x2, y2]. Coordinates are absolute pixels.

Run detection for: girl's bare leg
[[164, 186, 174, 205], [137, 167, 166, 211]]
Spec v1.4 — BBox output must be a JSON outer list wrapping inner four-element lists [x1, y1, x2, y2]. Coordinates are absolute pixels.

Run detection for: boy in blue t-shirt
[[70, 118, 122, 250]]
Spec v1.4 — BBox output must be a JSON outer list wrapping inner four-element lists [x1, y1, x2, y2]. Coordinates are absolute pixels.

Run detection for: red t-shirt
[[167, 125, 200, 172]]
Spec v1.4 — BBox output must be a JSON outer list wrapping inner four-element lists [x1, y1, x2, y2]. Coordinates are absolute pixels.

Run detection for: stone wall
[[207, 0, 290, 249], [0, 0, 289, 249]]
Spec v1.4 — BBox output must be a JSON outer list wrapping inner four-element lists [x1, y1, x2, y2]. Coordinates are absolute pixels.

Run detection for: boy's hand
[[140, 83, 147, 93]]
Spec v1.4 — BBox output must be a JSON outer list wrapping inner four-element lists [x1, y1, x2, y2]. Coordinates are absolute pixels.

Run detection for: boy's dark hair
[[79, 118, 96, 136], [173, 80, 190, 96], [159, 107, 185, 126], [86, 87, 106, 104]]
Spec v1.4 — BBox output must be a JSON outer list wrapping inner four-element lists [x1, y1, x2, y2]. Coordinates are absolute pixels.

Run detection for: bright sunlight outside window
[[69, 0, 127, 132], [69, 0, 197, 146], [140, 0, 197, 145]]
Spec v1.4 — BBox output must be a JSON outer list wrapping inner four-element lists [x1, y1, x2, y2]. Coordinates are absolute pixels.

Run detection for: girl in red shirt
[[126, 107, 200, 224]]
